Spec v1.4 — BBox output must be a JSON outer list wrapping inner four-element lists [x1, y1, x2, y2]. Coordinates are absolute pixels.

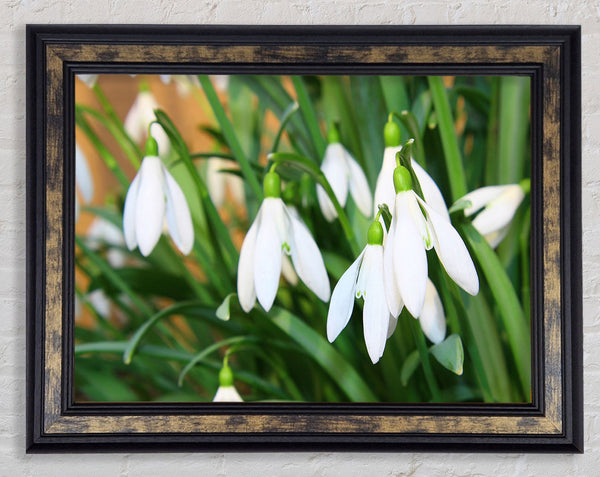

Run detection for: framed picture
[[26, 25, 582, 452]]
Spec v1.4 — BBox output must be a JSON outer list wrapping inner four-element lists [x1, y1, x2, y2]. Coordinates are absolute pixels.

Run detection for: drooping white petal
[[87, 217, 126, 268], [75, 145, 94, 203], [124, 96, 143, 143], [355, 244, 371, 300], [373, 146, 400, 216], [281, 254, 298, 286], [345, 151, 372, 218], [382, 215, 404, 318], [317, 143, 350, 221], [327, 249, 365, 343], [461, 185, 509, 217], [286, 205, 331, 302], [419, 279, 446, 345], [412, 159, 449, 222], [206, 158, 226, 207], [393, 192, 428, 317], [419, 198, 479, 296], [237, 209, 261, 312], [212, 385, 243, 402], [386, 315, 398, 339], [134, 156, 166, 257], [362, 245, 390, 364], [210, 75, 229, 92], [163, 165, 194, 255], [254, 199, 284, 312], [315, 184, 338, 222], [123, 173, 140, 251], [484, 224, 511, 249], [150, 122, 171, 158], [471, 185, 525, 237], [227, 170, 246, 206]]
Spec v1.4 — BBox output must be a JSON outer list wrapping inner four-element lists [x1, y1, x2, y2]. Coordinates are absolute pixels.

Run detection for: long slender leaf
[[428, 76, 468, 200], [269, 307, 376, 402], [459, 222, 531, 396]]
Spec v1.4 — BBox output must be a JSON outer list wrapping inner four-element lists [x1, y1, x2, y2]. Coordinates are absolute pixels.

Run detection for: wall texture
[[1, 0, 597, 475]]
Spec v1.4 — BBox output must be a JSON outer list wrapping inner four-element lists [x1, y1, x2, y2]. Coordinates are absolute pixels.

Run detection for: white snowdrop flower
[[212, 361, 243, 402], [460, 184, 526, 249], [77, 74, 99, 88], [123, 137, 194, 257], [206, 157, 245, 208], [124, 87, 170, 156], [316, 126, 372, 222], [384, 166, 478, 319], [374, 148, 449, 221], [237, 171, 330, 313], [75, 144, 94, 222], [327, 220, 391, 364], [159, 75, 201, 97], [210, 75, 229, 92], [87, 217, 127, 268]]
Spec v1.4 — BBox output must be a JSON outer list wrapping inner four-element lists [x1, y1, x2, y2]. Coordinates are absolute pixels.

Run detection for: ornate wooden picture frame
[[26, 25, 582, 452]]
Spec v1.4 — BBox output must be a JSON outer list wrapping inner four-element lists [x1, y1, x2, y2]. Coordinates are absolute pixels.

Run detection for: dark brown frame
[[26, 25, 582, 452]]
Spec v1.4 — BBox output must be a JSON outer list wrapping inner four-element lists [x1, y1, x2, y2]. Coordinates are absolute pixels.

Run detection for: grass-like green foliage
[[74, 75, 531, 403]]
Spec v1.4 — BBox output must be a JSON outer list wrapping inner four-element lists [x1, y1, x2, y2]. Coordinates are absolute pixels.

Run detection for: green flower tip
[[520, 178, 531, 195], [218, 363, 234, 387], [263, 171, 281, 198], [145, 136, 159, 156], [327, 122, 341, 144], [384, 119, 401, 148], [393, 166, 413, 193], [139, 80, 150, 93], [367, 220, 384, 246]]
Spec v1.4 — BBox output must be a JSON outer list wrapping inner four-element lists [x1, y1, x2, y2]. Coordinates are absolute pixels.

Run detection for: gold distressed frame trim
[[43, 43, 562, 436]]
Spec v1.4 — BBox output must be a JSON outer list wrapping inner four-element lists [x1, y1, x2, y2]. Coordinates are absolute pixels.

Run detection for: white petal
[[472, 185, 525, 237], [362, 245, 390, 364], [212, 385, 243, 402], [373, 146, 399, 216], [461, 185, 510, 217], [159, 75, 172, 84], [206, 158, 226, 207], [419, 198, 479, 296], [226, 172, 246, 206], [281, 254, 298, 285], [382, 215, 404, 318], [254, 200, 283, 312], [386, 315, 398, 339], [393, 192, 428, 317], [75, 145, 94, 203], [150, 122, 171, 158], [123, 173, 140, 251], [237, 210, 260, 312], [327, 249, 365, 342], [77, 74, 98, 88], [135, 156, 166, 257], [484, 224, 511, 249], [286, 205, 331, 302], [419, 279, 446, 345], [124, 96, 143, 143], [345, 150, 372, 218], [316, 184, 338, 222], [412, 159, 449, 222], [163, 165, 194, 255], [322, 144, 349, 204]]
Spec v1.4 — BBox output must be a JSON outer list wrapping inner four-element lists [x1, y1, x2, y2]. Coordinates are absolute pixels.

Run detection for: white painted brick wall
[[1, 1, 596, 474]]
